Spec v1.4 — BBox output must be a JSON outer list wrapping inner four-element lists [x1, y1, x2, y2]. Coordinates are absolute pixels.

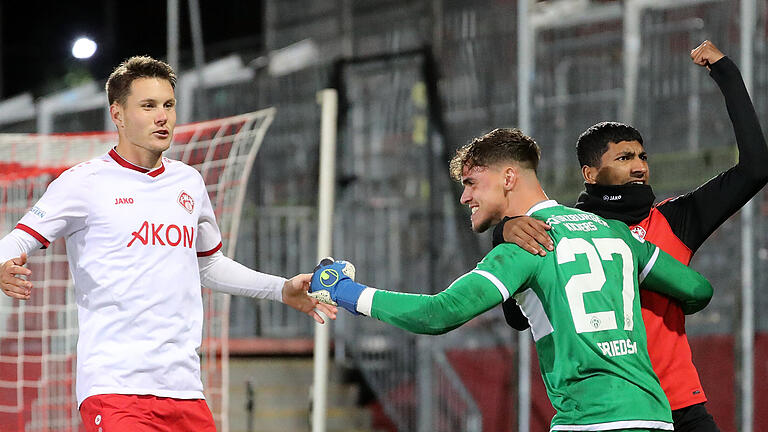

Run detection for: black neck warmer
[[574, 183, 656, 226]]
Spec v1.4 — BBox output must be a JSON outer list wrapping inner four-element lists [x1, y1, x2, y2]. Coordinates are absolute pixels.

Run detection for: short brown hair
[[449, 128, 540, 181], [106, 56, 177, 105]]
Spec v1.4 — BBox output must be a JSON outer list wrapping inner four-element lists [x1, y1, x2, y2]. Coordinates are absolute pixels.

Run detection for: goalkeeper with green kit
[[310, 128, 713, 431]]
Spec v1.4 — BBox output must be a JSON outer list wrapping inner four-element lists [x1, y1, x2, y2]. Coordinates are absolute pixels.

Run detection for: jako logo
[[114, 197, 134, 205], [178, 191, 194, 214], [602, 194, 622, 201], [320, 269, 339, 287], [127, 221, 195, 248]]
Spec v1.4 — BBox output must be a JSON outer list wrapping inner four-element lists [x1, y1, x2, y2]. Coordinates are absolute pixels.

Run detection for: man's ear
[[110, 103, 124, 129], [582, 165, 599, 184], [503, 166, 517, 190]]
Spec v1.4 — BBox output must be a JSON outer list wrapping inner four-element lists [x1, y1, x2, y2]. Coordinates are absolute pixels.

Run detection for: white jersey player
[[0, 56, 336, 432]]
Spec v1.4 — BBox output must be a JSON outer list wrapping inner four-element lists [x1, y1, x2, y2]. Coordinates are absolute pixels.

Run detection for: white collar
[[525, 200, 558, 216]]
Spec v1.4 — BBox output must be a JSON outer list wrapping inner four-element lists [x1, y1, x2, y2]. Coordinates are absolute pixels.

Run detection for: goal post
[[311, 89, 338, 432], [0, 108, 276, 432]]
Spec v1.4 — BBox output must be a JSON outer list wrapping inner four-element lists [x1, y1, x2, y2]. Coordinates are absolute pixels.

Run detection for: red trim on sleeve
[[15, 223, 51, 249], [197, 242, 222, 257]]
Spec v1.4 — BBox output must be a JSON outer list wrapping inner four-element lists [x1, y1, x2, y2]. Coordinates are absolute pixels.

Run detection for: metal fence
[[2, 1, 767, 430]]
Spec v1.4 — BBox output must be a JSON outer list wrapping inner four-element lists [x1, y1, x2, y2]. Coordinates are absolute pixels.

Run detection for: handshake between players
[[308, 258, 367, 315]]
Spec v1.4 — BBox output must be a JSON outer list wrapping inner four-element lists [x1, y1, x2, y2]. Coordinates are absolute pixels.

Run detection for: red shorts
[[79, 394, 216, 432]]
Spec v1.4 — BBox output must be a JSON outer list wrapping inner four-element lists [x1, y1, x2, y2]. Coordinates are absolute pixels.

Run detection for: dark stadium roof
[[0, 1, 263, 99]]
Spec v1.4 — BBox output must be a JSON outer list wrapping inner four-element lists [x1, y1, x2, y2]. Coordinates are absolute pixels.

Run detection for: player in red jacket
[[495, 41, 768, 431]]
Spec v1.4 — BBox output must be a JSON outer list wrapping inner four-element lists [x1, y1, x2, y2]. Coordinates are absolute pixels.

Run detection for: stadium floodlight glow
[[72, 37, 97, 59]]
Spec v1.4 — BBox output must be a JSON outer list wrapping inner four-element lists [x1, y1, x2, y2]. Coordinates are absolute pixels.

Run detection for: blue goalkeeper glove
[[309, 257, 366, 315]]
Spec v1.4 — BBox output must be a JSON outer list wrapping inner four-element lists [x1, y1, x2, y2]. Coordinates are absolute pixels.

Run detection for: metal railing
[[432, 349, 482, 432]]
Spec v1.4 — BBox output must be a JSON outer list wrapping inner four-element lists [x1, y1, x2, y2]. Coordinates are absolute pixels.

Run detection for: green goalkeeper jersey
[[363, 201, 713, 431]]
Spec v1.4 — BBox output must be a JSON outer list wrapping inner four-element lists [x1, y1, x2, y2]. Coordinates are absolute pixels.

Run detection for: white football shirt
[[16, 148, 222, 406]]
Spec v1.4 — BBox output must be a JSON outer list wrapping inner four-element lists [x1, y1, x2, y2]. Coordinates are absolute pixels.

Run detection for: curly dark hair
[[576, 121, 644, 167], [106, 56, 177, 105], [449, 128, 540, 181]]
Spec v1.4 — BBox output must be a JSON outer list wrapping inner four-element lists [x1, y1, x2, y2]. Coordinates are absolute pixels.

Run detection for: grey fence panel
[[192, 80, 262, 122], [265, 0, 343, 59], [533, 19, 624, 200], [756, 187, 768, 333], [332, 50, 483, 432], [0, 119, 36, 133], [225, 66, 329, 338], [254, 206, 318, 337], [756, 0, 768, 121], [50, 107, 107, 133], [334, 54, 427, 432], [350, 0, 429, 55], [436, 0, 519, 155], [635, 1, 734, 153], [754, 0, 768, 336], [433, 349, 482, 432]]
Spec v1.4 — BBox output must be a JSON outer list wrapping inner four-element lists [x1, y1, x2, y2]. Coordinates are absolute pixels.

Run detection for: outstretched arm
[[199, 252, 337, 323], [360, 272, 507, 335], [310, 249, 533, 334], [661, 41, 768, 252]]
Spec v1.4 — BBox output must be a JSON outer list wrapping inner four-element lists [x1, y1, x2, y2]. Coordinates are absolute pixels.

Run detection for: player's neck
[[114, 142, 163, 169], [506, 179, 549, 217]]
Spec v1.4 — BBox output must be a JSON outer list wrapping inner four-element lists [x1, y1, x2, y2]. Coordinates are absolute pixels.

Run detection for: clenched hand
[[691, 40, 725, 70]]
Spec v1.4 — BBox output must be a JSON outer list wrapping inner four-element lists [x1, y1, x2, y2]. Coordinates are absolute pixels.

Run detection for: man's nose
[[631, 160, 648, 175], [460, 188, 471, 205]]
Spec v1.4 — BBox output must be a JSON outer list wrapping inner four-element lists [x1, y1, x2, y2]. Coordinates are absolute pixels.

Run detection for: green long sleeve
[[640, 246, 713, 314], [369, 272, 506, 335]]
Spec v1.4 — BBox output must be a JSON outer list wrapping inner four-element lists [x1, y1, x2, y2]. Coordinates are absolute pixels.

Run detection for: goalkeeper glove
[[309, 257, 366, 315]]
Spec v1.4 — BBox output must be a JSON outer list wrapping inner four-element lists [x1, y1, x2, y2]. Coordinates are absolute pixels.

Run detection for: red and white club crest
[[631, 225, 647, 241], [178, 191, 195, 214]]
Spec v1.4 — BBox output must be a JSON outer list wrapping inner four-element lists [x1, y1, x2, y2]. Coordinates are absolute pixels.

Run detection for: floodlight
[[72, 37, 97, 59]]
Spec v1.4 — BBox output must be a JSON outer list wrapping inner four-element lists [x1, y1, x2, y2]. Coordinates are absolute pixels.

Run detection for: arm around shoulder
[[640, 246, 713, 314]]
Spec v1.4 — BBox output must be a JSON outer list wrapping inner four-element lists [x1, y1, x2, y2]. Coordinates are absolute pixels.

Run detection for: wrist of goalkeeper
[[318, 279, 376, 316], [310, 259, 377, 315], [334, 279, 368, 315]]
